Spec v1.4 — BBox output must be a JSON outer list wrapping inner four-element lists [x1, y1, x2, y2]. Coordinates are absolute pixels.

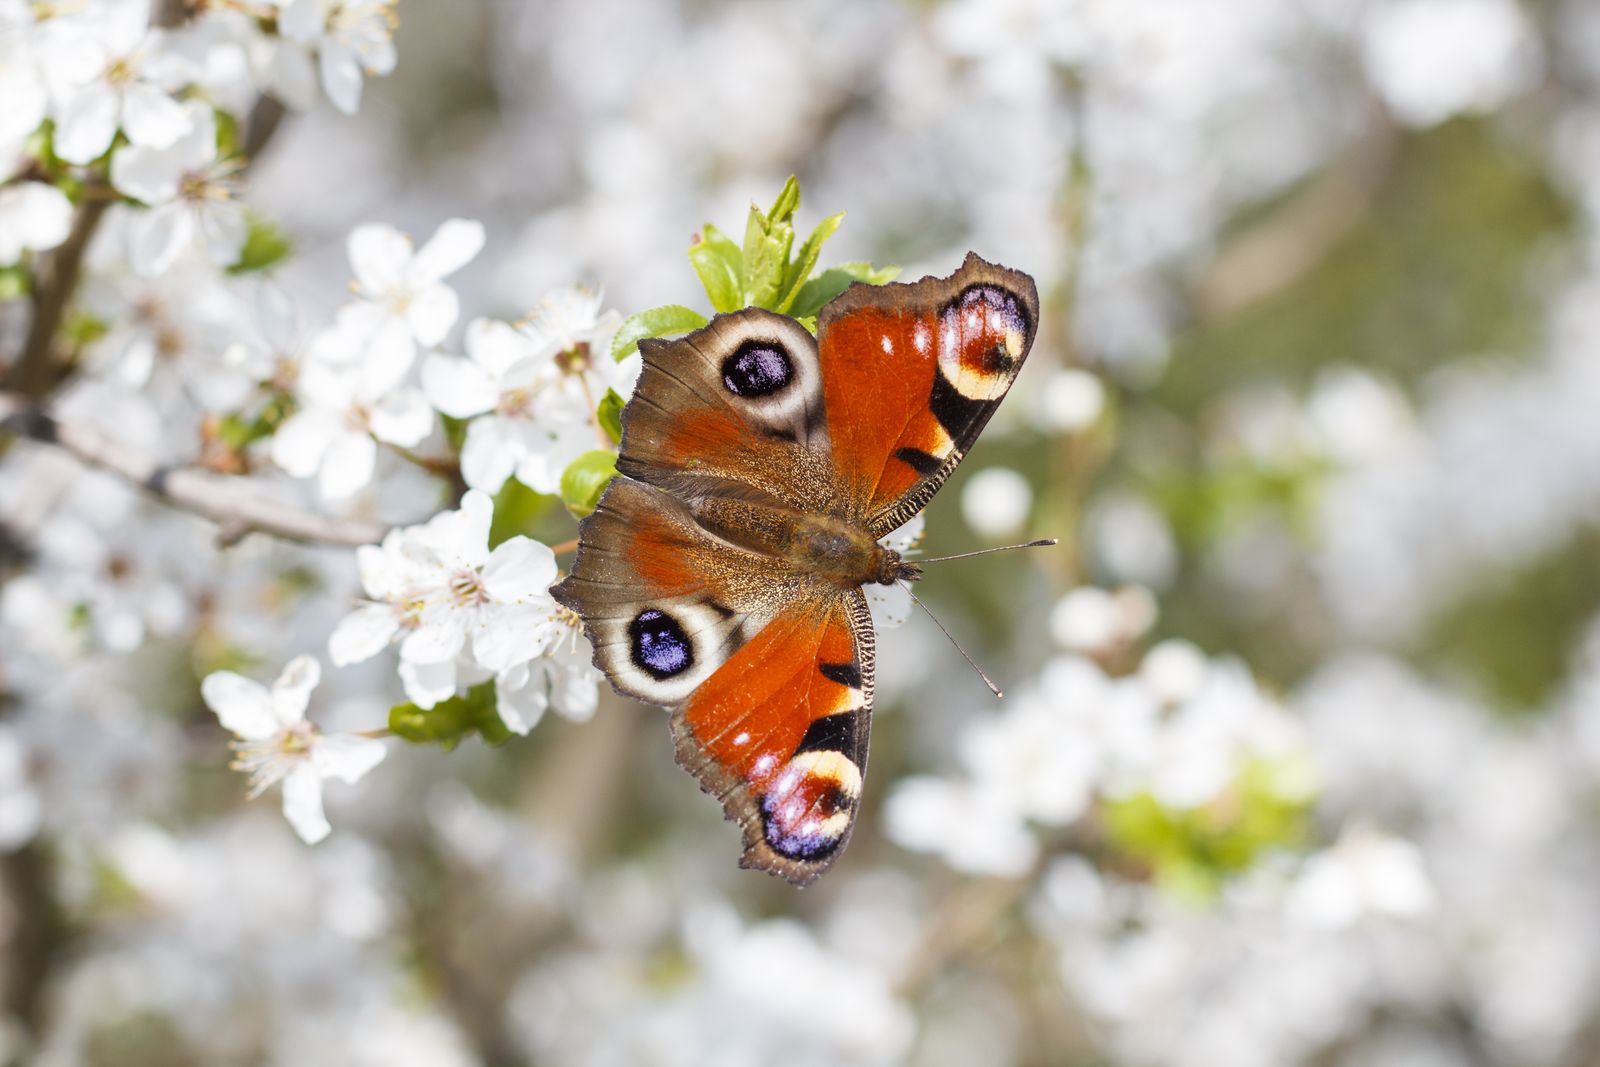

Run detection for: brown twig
[[1190, 99, 1399, 318], [7, 197, 111, 398], [0, 393, 388, 548]]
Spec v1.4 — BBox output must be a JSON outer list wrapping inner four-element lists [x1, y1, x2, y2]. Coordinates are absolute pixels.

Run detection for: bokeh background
[[6, 0, 1600, 1064]]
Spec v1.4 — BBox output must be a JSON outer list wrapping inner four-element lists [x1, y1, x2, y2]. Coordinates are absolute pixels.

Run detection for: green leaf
[[766, 175, 802, 224], [741, 200, 794, 310], [559, 450, 618, 517], [788, 262, 902, 320], [211, 391, 296, 451], [610, 304, 709, 361], [214, 107, 242, 159], [688, 223, 743, 312], [62, 310, 109, 347], [228, 215, 293, 275], [597, 388, 625, 444], [0, 267, 29, 302], [388, 681, 511, 750], [490, 478, 556, 547], [774, 210, 844, 313]]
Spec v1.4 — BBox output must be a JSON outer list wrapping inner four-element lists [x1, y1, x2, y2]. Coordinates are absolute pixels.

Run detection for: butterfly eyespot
[[759, 751, 862, 860], [628, 608, 694, 679], [950, 283, 1031, 339], [721, 340, 792, 397]]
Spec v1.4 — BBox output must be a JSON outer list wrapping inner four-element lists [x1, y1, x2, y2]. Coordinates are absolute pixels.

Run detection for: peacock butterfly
[[551, 253, 1040, 884]]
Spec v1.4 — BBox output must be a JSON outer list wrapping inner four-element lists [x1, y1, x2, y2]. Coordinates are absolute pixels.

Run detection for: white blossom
[[0, 181, 72, 265], [271, 357, 432, 498], [328, 490, 562, 708], [201, 656, 386, 844], [277, 0, 398, 115], [311, 218, 485, 387], [1288, 824, 1436, 929], [42, 0, 193, 165], [493, 608, 600, 733], [422, 315, 609, 494], [109, 100, 247, 275]]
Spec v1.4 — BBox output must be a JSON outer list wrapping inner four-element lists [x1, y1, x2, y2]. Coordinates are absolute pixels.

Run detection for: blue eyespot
[[721, 341, 792, 397], [629, 609, 693, 679]]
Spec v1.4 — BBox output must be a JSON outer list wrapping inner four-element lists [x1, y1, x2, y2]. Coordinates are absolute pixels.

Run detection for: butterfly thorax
[[689, 494, 917, 589]]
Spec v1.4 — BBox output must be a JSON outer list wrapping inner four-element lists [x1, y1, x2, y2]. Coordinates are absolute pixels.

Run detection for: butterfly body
[[552, 253, 1038, 884]]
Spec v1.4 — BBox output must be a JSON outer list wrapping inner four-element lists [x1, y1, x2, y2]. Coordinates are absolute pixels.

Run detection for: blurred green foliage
[[1135, 117, 1578, 703], [1102, 758, 1315, 900]]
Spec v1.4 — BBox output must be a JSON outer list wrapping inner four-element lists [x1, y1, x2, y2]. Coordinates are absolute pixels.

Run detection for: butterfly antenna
[[906, 588, 1004, 698], [917, 538, 1058, 565]]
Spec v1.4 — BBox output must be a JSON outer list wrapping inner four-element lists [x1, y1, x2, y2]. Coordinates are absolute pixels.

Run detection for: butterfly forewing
[[818, 253, 1039, 534]]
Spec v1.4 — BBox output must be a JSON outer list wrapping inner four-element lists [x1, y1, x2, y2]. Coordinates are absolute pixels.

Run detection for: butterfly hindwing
[[552, 475, 791, 706], [670, 588, 874, 884], [817, 253, 1039, 534]]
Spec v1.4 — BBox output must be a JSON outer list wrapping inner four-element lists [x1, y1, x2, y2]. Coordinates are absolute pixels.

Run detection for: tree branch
[[1189, 100, 1399, 319], [6, 197, 111, 398], [0, 393, 387, 548]]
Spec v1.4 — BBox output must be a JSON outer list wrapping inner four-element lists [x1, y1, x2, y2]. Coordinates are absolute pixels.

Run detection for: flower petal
[[319, 44, 364, 115], [552, 666, 599, 722], [268, 39, 319, 109], [417, 489, 493, 571], [401, 615, 467, 665], [470, 603, 546, 672], [318, 431, 377, 499], [405, 283, 459, 347], [121, 82, 193, 150], [270, 410, 339, 477], [201, 671, 279, 740], [421, 353, 498, 418], [329, 603, 401, 665], [459, 416, 520, 493], [277, 0, 324, 44], [311, 734, 387, 783], [410, 218, 484, 284], [128, 203, 192, 277], [369, 388, 433, 447], [197, 203, 250, 267], [53, 83, 119, 164], [109, 143, 180, 204], [281, 762, 331, 844], [494, 661, 544, 735], [465, 317, 535, 379], [398, 656, 458, 709], [271, 655, 321, 725], [481, 537, 557, 602], [347, 223, 411, 297], [359, 315, 418, 396]]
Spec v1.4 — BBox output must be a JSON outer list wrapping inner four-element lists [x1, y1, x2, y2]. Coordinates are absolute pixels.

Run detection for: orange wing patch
[[817, 254, 1039, 534], [670, 590, 875, 885]]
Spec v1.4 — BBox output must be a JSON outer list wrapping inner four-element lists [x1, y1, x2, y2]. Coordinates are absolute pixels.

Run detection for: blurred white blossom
[[109, 99, 247, 275], [43, 0, 193, 164], [277, 0, 399, 115], [1361, 0, 1541, 126], [0, 181, 72, 265]]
